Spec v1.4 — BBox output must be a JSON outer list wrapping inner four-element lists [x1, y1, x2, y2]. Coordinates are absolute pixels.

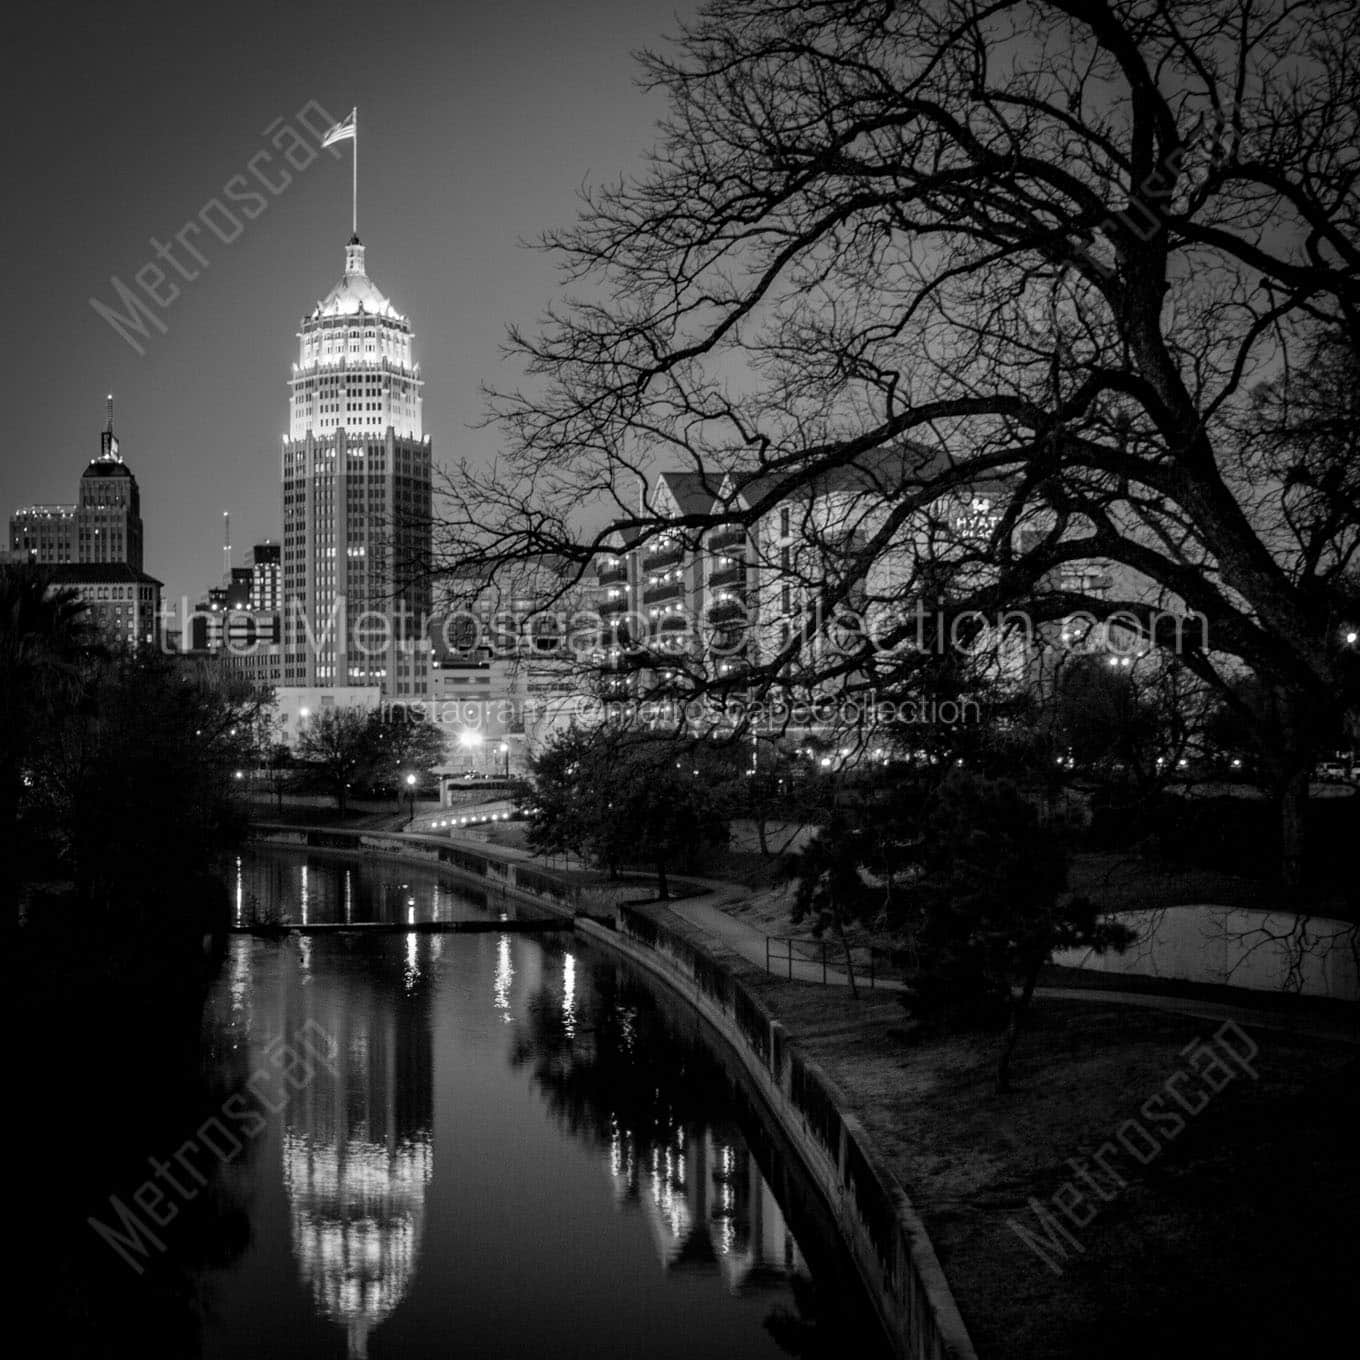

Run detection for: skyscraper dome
[[288, 236, 421, 440], [81, 459, 133, 479], [310, 235, 403, 321]]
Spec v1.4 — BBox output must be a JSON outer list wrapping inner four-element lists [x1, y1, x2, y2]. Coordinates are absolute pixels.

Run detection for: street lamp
[[405, 771, 417, 827], [457, 728, 483, 773], [498, 741, 509, 778]]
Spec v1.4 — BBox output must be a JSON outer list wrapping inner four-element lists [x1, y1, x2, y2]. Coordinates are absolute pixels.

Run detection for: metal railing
[[763, 935, 907, 990], [706, 526, 746, 551]]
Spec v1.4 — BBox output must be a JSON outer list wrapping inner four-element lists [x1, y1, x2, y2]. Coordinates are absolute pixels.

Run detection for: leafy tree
[[0, 564, 94, 909], [786, 771, 1131, 1087], [896, 775, 1133, 1091], [363, 707, 447, 796], [296, 707, 373, 817], [441, 0, 1360, 891], [739, 739, 808, 857], [609, 747, 730, 898], [529, 725, 730, 896], [527, 724, 615, 866], [782, 809, 877, 996], [266, 742, 293, 815], [33, 653, 269, 918], [1040, 651, 1191, 786]]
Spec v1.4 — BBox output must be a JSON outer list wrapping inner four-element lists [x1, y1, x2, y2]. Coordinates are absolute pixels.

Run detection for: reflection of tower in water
[[279, 938, 436, 1358], [608, 1122, 807, 1290]]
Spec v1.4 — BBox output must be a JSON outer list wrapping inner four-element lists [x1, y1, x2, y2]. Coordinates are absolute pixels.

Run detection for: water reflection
[[226, 931, 437, 1358], [234, 848, 490, 926], [494, 933, 515, 1019], [290, 947, 433, 1357], [199, 851, 886, 1359], [511, 955, 828, 1313]]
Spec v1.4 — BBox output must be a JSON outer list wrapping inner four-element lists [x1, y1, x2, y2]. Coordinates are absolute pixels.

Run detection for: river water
[[190, 849, 888, 1358]]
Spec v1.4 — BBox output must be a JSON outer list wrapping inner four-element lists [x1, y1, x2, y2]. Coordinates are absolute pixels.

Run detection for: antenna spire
[[99, 394, 121, 461]]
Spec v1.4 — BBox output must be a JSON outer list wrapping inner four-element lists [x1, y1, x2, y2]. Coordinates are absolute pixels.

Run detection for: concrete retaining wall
[[1052, 905, 1360, 1000], [248, 825, 583, 918], [578, 906, 976, 1360], [246, 825, 691, 920]]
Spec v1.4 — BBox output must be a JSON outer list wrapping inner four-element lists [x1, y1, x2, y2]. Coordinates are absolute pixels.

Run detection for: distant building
[[226, 567, 254, 610], [275, 685, 381, 747], [181, 543, 284, 690], [9, 400, 158, 649], [425, 566, 593, 771], [10, 398, 144, 571], [590, 451, 1043, 751], [189, 605, 279, 655], [48, 562, 161, 649], [222, 637, 283, 691], [249, 541, 281, 613], [279, 235, 433, 698], [8, 505, 76, 565]]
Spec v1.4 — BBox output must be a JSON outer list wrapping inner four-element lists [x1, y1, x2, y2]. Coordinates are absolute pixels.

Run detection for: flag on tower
[[322, 109, 356, 147]]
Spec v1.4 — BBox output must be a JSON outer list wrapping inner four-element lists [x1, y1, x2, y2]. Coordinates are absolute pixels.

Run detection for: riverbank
[[652, 879, 1360, 1356], [734, 976, 1358, 1359]]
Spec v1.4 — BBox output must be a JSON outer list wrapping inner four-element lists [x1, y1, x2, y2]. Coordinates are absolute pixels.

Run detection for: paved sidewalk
[[664, 882, 1360, 1044]]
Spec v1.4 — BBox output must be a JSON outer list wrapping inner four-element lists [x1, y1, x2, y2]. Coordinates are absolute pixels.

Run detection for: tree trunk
[[655, 859, 670, 901], [997, 958, 1042, 1094], [755, 815, 770, 858], [1268, 685, 1313, 899], [1277, 766, 1308, 897], [833, 910, 860, 999]]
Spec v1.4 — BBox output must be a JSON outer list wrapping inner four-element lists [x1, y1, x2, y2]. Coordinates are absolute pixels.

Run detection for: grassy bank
[[736, 976, 1359, 1358]]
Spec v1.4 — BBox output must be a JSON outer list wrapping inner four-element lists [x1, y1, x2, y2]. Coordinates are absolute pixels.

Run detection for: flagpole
[[352, 107, 358, 236]]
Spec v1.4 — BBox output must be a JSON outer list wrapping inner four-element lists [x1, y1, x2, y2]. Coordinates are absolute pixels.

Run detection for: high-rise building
[[8, 400, 159, 649], [249, 541, 281, 613], [10, 398, 144, 571], [280, 235, 433, 697]]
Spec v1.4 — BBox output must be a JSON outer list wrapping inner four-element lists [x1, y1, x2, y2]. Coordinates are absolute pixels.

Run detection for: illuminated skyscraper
[[280, 236, 432, 696]]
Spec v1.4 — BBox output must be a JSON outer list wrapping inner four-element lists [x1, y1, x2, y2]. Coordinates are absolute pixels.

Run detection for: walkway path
[[663, 876, 1360, 1045]]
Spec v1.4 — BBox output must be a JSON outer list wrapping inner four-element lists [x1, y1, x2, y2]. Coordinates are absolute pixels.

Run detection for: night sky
[[2, 0, 687, 605]]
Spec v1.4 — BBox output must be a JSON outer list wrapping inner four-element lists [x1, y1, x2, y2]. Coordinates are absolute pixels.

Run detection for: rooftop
[[82, 458, 134, 479], [48, 563, 163, 587], [309, 236, 404, 322]]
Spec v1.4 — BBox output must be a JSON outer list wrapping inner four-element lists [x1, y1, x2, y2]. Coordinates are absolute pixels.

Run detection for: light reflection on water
[[199, 851, 887, 1359], [233, 847, 493, 927]]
